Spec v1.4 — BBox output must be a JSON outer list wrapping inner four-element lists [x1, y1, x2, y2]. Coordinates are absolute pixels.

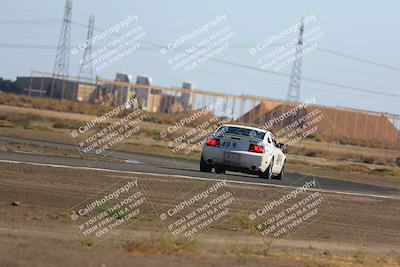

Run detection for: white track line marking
[[124, 159, 144, 164], [0, 159, 399, 200]]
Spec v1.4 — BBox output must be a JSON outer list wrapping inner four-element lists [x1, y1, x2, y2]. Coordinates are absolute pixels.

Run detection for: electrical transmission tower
[[286, 17, 304, 102], [78, 15, 95, 80], [53, 0, 72, 79]]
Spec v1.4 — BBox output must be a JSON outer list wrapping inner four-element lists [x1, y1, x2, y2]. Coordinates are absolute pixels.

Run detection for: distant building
[[146, 93, 162, 112], [158, 94, 182, 113], [76, 83, 96, 102], [241, 102, 400, 142], [135, 75, 152, 109], [115, 73, 132, 82], [146, 82, 194, 113], [16, 76, 95, 102], [114, 73, 136, 107], [18, 71, 197, 115], [181, 82, 195, 111]]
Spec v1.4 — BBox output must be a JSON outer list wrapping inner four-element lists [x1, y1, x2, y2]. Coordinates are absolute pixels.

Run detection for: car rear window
[[216, 126, 265, 140]]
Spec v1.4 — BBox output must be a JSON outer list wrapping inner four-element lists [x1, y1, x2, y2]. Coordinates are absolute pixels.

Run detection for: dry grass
[[289, 141, 399, 167], [0, 91, 100, 114], [122, 233, 400, 266], [0, 92, 228, 128], [124, 233, 197, 255]]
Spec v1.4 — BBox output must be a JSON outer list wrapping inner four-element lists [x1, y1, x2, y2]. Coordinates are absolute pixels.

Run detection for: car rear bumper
[[202, 146, 267, 172]]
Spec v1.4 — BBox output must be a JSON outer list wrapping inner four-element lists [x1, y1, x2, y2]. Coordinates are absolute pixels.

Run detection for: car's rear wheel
[[214, 166, 226, 174], [200, 156, 212, 172], [273, 161, 284, 180], [259, 158, 273, 179]]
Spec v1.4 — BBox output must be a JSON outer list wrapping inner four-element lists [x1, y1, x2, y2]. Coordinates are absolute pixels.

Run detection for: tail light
[[206, 138, 220, 147], [249, 144, 264, 153]]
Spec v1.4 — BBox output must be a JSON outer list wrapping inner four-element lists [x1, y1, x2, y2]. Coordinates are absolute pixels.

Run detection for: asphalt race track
[[0, 135, 399, 198]]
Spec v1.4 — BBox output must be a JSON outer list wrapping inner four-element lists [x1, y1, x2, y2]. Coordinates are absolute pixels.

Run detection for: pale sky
[[0, 0, 399, 114]]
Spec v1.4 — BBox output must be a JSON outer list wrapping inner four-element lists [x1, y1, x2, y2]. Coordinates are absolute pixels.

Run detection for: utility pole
[[53, 0, 72, 79], [286, 17, 304, 102], [78, 15, 95, 80]]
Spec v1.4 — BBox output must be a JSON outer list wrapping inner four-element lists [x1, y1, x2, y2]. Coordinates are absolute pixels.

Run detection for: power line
[[316, 47, 400, 72], [0, 43, 57, 49], [77, 22, 400, 73], [0, 19, 60, 24], [128, 38, 400, 99], [4, 18, 400, 72], [209, 58, 400, 98], [2, 44, 398, 98], [2, 19, 399, 99]]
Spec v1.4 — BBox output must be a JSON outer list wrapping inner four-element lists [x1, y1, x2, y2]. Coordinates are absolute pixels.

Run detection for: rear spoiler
[[217, 132, 263, 141]]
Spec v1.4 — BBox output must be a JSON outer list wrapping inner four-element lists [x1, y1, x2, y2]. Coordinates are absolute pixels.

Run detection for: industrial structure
[[15, 69, 400, 145], [17, 71, 95, 102], [77, 15, 95, 80], [241, 102, 400, 142], [286, 17, 304, 102], [53, 0, 72, 80]]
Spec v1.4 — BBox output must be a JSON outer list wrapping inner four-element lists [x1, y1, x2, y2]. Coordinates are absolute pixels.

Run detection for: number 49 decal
[[221, 141, 231, 147]]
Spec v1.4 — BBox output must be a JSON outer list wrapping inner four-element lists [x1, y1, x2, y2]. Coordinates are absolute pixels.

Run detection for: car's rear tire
[[273, 162, 284, 180], [215, 166, 226, 174], [259, 158, 273, 179], [200, 156, 212, 172]]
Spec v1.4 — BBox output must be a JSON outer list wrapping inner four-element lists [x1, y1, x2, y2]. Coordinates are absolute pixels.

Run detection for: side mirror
[[278, 143, 285, 150]]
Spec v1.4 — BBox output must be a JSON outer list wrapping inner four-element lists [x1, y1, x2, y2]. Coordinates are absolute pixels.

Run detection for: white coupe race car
[[200, 124, 286, 179]]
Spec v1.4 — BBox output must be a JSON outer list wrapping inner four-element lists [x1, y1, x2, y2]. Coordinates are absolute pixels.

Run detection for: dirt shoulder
[[1, 162, 399, 266]]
